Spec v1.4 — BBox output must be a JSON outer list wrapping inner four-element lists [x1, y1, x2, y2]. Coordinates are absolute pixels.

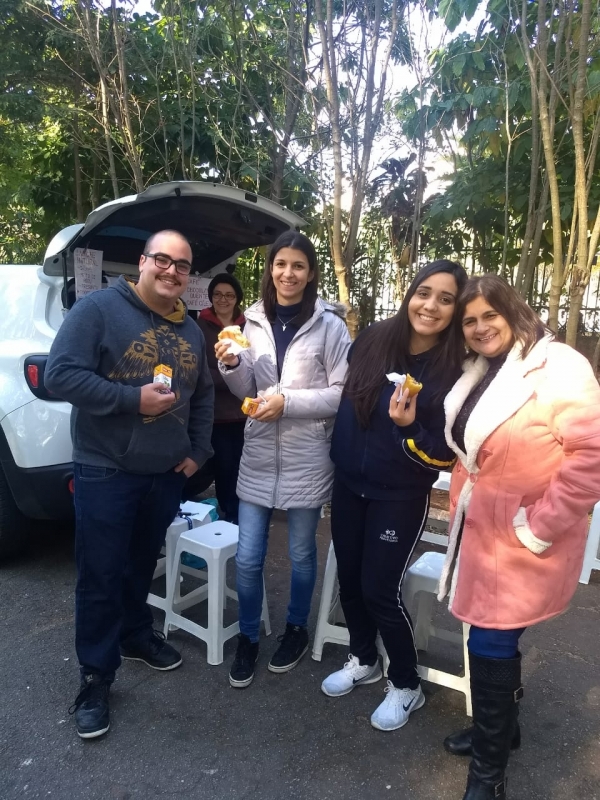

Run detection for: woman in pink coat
[[440, 275, 600, 800]]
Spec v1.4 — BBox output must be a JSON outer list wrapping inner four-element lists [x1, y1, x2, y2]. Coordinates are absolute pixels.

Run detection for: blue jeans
[[236, 500, 321, 642], [468, 626, 526, 659], [74, 463, 185, 682]]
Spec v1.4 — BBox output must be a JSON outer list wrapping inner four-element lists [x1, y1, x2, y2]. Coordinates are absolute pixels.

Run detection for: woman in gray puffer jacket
[[215, 231, 351, 689]]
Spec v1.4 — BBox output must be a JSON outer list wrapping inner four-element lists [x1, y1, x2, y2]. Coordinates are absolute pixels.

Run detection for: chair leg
[[414, 590, 435, 652], [206, 556, 227, 666], [312, 543, 338, 661], [261, 576, 271, 636], [164, 543, 183, 637], [463, 623, 472, 717]]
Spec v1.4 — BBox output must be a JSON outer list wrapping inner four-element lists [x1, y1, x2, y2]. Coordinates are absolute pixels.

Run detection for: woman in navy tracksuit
[[321, 260, 467, 732]]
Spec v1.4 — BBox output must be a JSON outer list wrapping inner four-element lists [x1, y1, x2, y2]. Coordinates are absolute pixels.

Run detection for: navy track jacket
[[330, 339, 459, 501]]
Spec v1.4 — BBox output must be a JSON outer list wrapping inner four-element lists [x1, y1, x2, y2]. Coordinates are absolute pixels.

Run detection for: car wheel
[[0, 465, 27, 559]]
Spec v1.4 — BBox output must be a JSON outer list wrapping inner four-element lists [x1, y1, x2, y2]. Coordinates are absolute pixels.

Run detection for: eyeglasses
[[143, 252, 192, 276], [213, 292, 237, 301]]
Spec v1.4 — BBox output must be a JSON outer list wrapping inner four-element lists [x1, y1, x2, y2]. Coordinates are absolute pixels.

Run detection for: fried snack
[[218, 325, 250, 349], [404, 374, 423, 397], [241, 397, 261, 415]]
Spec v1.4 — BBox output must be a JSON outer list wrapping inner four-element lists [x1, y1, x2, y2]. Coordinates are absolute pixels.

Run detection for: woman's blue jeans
[[468, 626, 526, 659], [236, 500, 321, 642]]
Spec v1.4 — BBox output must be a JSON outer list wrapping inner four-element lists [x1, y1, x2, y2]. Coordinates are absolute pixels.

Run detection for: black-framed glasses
[[143, 252, 192, 276], [213, 291, 237, 301]]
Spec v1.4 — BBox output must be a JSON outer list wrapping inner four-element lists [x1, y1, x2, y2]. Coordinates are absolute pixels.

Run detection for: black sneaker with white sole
[[229, 634, 259, 688], [120, 630, 182, 671], [70, 674, 110, 739], [268, 624, 309, 673]]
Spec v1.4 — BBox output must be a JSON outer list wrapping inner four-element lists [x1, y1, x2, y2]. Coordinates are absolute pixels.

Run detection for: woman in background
[[197, 273, 246, 523]]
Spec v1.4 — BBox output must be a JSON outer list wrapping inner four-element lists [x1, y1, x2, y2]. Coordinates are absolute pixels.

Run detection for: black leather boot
[[444, 720, 520, 757], [461, 653, 523, 800]]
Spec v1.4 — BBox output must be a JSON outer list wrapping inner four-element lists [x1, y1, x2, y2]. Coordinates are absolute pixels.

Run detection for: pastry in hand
[[404, 374, 423, 397], [218, 325, 250, 349]]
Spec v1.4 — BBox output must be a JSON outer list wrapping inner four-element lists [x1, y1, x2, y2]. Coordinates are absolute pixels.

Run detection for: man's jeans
[[73, 463, 185, 682], [236, 501, 321, 642]]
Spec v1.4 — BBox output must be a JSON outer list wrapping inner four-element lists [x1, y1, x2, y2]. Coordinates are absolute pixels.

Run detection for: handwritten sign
[[182, 276, 211, 311], [74, 248, 103, 299]]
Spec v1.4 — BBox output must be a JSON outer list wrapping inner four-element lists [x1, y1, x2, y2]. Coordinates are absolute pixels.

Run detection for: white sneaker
[[370, 681, 425, 731], [321, 654, 383, 697]]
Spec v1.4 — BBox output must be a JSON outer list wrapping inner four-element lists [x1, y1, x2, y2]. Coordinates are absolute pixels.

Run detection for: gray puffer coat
[[219, 298, 351, 509]]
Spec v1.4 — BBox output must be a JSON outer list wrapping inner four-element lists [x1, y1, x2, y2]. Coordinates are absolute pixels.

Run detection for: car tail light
[[27, 364, 39, 388], [68, 478, 75, 494], [24, 355, 61, 400]]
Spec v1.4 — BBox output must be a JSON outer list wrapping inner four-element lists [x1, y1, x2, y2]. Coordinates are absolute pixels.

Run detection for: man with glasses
[[46, 230, 214, 740]]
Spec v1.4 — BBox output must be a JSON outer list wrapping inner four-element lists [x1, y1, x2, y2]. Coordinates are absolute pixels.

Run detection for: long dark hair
[[457, 274, 551, 359], [261, 231, 319, 326], [345, 260, 468, 428]]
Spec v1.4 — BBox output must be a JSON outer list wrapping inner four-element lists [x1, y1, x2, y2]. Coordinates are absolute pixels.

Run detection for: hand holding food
[[215, 339, 240, 367], [386, 371, 423, 398], [217, 325, 250, 351], [389, 383, 418, 427], [140, 382, 176, 415], [251, 393, 285, 422]]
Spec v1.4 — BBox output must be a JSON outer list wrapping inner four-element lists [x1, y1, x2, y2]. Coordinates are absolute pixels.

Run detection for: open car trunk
[[42, 182, 305, 280]]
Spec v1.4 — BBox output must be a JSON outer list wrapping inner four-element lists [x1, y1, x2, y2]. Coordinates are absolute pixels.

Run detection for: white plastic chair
[[164, 521, 271, 665], [579, 501, 600, 584], [147, 502, 214, 612], [403, 551, 471, 715], [310, 541, 388, 675]]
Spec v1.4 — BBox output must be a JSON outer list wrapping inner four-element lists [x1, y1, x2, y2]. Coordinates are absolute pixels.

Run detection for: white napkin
[[224, 340, 248, 356], [386, 372, 406, 388]]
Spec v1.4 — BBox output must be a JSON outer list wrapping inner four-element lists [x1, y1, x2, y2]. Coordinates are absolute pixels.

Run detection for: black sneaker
[[120, 630, 182, 671], [268, 624, 309, 673], [69, 674, 110, 739], [229, 634, 259, 688]]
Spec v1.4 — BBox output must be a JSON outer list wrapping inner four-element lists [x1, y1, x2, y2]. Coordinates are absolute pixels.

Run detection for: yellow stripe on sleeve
[[406, 439, 456, 468]]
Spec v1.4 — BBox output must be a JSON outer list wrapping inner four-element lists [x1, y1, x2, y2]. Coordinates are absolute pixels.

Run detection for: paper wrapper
[[386, 372, 406, 388], [223, 340, 249, 356]]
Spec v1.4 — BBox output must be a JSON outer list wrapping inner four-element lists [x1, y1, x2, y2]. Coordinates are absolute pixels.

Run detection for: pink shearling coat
[[439, 336, 600, 629]]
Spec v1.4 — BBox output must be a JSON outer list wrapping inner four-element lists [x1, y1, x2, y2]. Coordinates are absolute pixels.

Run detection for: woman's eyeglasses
[[144, 252, 192, 276], [213, 292, 237, 301]]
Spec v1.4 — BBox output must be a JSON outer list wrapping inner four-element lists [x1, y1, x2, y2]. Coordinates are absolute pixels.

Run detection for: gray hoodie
[[45, 276, 214, 474]]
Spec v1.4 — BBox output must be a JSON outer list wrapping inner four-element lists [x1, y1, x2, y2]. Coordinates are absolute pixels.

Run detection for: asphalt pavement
[[1, 512, 599, 800]]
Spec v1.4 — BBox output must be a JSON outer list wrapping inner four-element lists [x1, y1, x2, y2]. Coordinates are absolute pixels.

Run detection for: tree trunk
[[99, 76, 120, 199], [521, 0, 566, 331], [515, 71, 540, 294], [566, 0, 593, 347], [314, 0, 351, 325], [111, 0, 144, 192], [270, 2, 309, 204]]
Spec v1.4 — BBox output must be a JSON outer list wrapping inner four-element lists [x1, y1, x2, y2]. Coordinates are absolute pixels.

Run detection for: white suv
[[0, 181, 303, 558]]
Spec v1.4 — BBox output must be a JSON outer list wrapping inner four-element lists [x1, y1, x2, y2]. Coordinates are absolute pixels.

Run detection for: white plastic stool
[[579, 501, 600, 584], [147, 502, 214, 612], [403, 551, 472, 715], [164, 521, 271, 665], [312, 541, 388, 672]]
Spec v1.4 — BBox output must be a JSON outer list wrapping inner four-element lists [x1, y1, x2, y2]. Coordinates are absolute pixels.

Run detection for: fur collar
[[444, 336, 552, 473]]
